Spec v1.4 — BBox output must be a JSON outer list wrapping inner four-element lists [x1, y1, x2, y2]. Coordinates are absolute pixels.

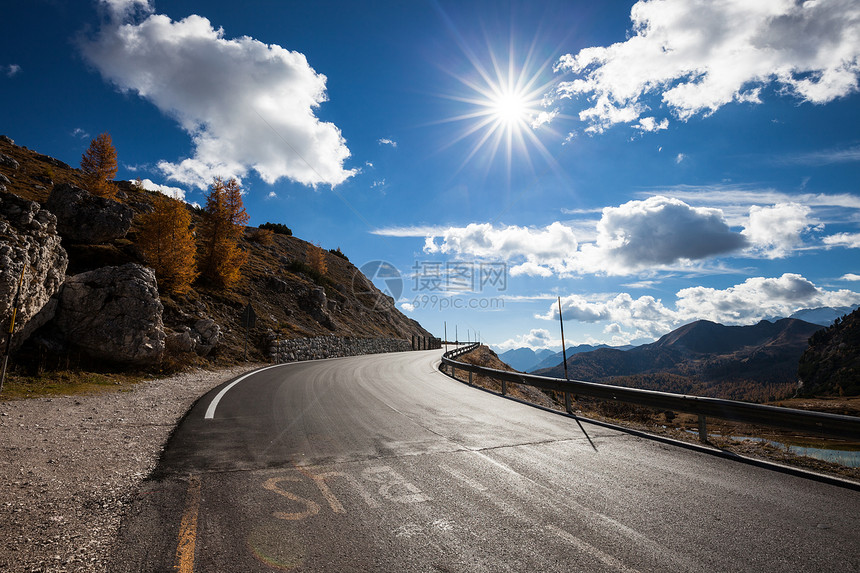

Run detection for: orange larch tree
[[199, 176, 248, 288], [224, 176, 249, 226], [80, 132, 118, 198], [137, 194, 199, 295], [307, 242, 328, 277]]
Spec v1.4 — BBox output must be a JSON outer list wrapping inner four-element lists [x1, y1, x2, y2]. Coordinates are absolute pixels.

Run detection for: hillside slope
[[798, 307, 860, 396], [534, 319, 824, 401], [0, 135, 431, 368]]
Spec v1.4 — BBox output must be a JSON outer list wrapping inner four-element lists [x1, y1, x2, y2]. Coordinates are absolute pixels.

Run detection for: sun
[[489, 89, 531, 127], [436, 40, 563, 174]]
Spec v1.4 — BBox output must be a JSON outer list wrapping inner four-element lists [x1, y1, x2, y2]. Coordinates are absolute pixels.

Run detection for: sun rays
[[433, 34, 566, 179]]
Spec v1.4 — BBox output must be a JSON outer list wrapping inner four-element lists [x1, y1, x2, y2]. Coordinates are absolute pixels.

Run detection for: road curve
[[112, 349, 859, 572]]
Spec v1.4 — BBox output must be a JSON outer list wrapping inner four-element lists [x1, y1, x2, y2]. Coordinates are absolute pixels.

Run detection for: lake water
[[681, 430, 860, 468], [728, 436, 860, 468]]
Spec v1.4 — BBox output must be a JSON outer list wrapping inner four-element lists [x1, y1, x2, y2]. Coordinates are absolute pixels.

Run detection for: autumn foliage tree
[[80, 132, 118, 198], [199, 176, 248, 288], [137, 194, 198, 295], [307, 243, 328, 277]]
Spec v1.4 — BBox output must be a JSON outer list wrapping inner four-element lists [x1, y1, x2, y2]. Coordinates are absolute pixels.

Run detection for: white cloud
[[509, 261, 553, 278], [585, 196, 747, 273], [823, 232, 860, 248], [400, 302, 415, 313], [639, 185, 860, 228], [399, 196, 747, 277], [378, 138, 397, 148], [779, 144, 860, 166], [539, 292, 678, 341], [554, 0, 860, 132], [635, 116, 669, 132], [531, 110, 559, 129], [267, 191, 277, 199], [495, 328, 560, 351], [71, 128, 90, 139], [742, 202, 814, 258], [675, 274, 860, 324], [422, 222, 579, 268], [537, 273, 860, 343], [372, 225, 451, 238], [99, 0, 152, 20], [82, 6, 355, 190], [4, 64, 21, 78], [135, 178, 186, 201], [675, 153, 686, 164], [842, 273, 860, 281]]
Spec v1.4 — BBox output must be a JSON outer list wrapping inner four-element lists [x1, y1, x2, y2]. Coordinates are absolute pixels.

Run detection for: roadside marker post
[[240, 303, 257, 362], [558, 296, 597, 452], [0, 267, 25, 393]]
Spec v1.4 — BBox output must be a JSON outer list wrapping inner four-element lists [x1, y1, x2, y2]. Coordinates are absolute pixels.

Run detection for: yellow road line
[[174, 475, 201, 572]]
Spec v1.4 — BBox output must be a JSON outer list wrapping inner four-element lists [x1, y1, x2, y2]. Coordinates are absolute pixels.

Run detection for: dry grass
[[0, 370, 148, 401]]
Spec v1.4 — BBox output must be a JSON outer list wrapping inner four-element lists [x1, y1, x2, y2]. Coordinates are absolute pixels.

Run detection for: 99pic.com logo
[[352, 260, 403, 311]]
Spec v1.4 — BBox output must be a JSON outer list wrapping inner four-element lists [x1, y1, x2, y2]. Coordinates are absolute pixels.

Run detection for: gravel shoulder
[[0, 364, 262, 573]]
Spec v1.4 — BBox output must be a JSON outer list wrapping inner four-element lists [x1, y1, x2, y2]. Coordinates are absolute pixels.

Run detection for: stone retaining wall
[[268, 335, 413, 363]]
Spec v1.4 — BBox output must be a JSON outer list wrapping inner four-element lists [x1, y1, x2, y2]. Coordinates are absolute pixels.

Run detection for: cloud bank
[[495, 328, 561, 352], [554, 0, 860, 133], [412, 196, 749, 276], [540, 273, 860, 344], [83, 1, 356, 189]]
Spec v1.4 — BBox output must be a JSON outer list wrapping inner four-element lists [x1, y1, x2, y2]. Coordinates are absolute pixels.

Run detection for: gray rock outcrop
[[303, 286, 336, 330], [54, 263, 165, 365], [0, 153, 19, 170], [0, 192, 68, 349], [191, 318, 221, 355], [46, 183, 134, 244], [165, 318, 221, 357]]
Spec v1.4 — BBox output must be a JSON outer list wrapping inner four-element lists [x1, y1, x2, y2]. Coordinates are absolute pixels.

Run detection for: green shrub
[[260, 222, 292, 236], [329, 247, 349, 262]]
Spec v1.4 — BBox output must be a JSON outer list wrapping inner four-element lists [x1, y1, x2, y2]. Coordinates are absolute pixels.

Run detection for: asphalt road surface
[[112, 349, 859, 572]]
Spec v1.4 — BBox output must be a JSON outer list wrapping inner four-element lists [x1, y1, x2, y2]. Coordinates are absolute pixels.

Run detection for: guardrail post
[[468, 371, 472, 386], [565, 392, 572, 414], [501, 379, 507, 396], [698, 415, 708, 443], [451, 365, 456, 379]]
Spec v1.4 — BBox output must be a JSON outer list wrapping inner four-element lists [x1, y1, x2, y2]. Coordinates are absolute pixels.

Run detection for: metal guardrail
[[440, 343, 860, 442]]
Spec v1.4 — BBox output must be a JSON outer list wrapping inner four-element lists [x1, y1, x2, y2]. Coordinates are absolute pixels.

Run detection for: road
[[112, 349, 859, 572]]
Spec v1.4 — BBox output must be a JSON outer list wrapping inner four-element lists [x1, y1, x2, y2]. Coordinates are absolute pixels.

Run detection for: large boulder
[[46, 183, 134, 244], [0, 192, 68, 349], [54, 263, 165, 365]]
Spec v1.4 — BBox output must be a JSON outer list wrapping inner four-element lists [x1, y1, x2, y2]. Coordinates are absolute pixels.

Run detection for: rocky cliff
[[0, 135, 432, 371]]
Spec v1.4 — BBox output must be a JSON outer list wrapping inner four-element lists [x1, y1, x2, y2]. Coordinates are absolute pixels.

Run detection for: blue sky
[[2, 0, 860, 350]]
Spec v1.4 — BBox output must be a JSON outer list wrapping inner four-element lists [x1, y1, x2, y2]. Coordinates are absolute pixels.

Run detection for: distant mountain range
[[530, 318, 825, 401], [787, 306, 856, 326], [529, 344, 635, 372], [495, 347, 556, 372], [496, 343, 633, 373], [493, 306, 859, 401]]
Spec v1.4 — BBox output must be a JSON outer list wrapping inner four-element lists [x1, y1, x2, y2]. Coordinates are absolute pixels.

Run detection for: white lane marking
[[439, 464, 488, 492], [204, 364, 285, 419], [545, 524, 642, 573]]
